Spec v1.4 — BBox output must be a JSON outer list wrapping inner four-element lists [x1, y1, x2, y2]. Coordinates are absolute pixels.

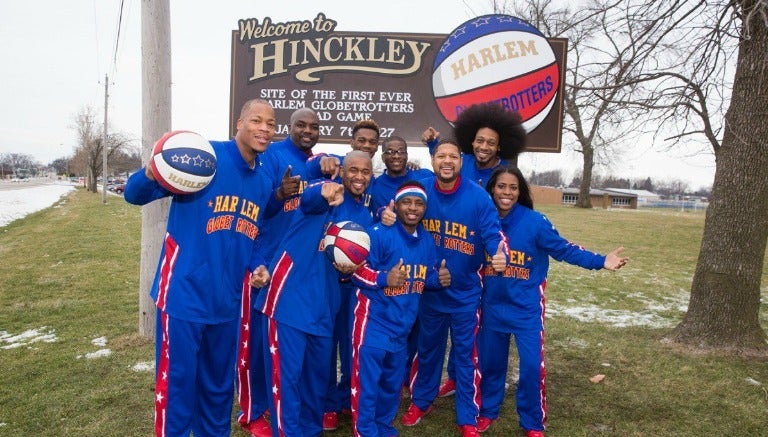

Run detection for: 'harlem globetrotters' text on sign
[[230, 13, 566, 152]]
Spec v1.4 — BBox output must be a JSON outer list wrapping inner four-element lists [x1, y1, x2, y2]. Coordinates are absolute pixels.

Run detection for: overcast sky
[[0, 0, 716, 189]]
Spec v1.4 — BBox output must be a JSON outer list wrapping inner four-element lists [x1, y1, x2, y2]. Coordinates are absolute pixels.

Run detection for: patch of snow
[[78, 349, 112, 359], [0, 184, 74, 227], [132, 361, 154, 372], [0, 327, 57, 350], [91, 336, 108, 347]]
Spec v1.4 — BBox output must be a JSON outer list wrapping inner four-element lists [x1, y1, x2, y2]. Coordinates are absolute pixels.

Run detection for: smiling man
[[255, 150, 374, 437], [236, 107, 321, 437], [401, 139, 509, 437]]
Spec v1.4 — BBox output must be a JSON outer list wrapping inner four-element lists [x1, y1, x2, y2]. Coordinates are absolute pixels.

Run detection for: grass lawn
[[0, 189, 765, 436]]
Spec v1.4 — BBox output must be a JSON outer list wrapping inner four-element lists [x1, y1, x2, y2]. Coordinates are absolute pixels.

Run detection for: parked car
[[112, 183, 126, 194]]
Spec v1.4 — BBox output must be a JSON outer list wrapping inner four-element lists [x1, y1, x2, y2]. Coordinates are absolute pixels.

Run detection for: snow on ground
[[0, 327, 58, 350], [0, 182, 74, 227]]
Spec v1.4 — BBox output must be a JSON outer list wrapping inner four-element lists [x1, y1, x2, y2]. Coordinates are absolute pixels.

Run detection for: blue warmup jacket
[[483, 204, 606, 332], [352, 221, 443, 351], [255, 181, 373, 336], [124, 139, 272, 324], [418, 175, 506, 312], [426, 138, 508, 188], [257, 137, 314, 263]]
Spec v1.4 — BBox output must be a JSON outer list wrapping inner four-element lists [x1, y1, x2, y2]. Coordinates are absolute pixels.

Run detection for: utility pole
[[102, 73, 109, 204], [139, 0, 171, 338]]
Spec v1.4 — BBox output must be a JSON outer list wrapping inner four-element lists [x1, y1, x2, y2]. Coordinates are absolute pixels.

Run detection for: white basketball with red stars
[[150, 130, 217, 195], [323, 221, 370, 265]]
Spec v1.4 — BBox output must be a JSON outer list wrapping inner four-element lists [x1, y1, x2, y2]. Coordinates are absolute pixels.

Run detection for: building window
[[562, 194, 578, 204], [611, 197, 631, 207]]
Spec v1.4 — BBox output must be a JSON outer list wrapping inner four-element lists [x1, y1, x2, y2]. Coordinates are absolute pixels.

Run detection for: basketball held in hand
[[323, 221, 370, 266], [150, 130, 217, 195]]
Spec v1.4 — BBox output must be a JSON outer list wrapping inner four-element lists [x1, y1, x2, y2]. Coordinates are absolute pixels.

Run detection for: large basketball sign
[[433, 15, 560, 134], [230, 13, 566, 152]]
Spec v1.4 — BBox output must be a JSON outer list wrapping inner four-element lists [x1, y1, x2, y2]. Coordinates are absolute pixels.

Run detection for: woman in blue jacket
[[477, 166, 628, 436]]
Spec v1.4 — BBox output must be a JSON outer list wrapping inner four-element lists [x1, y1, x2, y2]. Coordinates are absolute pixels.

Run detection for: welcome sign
[[230, 13, 566, 152]]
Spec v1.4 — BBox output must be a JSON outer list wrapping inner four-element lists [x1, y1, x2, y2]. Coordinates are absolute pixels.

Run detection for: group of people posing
[[125, 99, 628, 437]]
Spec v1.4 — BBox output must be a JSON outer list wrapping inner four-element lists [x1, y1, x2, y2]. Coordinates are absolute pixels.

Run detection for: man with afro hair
[[422, 103, 526, 188]]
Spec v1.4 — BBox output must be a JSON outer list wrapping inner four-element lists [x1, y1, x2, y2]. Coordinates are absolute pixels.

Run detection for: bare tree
[[505, 0, 699, 207], [629, 0, 768, 351], [529, 169, 565, 186], [0, 152, 40, 178], [505, 0, 767, 351], [72, 106, 135, 192]]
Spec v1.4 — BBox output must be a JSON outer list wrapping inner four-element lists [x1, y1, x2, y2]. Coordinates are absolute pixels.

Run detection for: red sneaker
[[401, 403, 432, 426], [458, 424, 480, 437], [437, 378, 456, 397], [322, 412, 338, 431], [526, 430, 545, 437], [476, 416, 495, 433], [239, 416, 271, 437]]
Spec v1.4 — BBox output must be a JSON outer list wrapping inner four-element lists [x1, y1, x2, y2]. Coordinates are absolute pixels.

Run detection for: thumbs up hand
[[386, 258, 407, 287], [381, 199, 397, 226], [438, 259, 451, 287], [491, 241, 508, 272]]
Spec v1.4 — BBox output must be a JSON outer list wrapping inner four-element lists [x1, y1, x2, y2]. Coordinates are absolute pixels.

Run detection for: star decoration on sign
[[497, 16, 517, 24], [192, 155, 203, 166], [451, 26, 466, 39], [470, 230, 475, 236], [205, 159, 215, 168], [242, 340, 248, 349], [272, 384, 279, 394], [208, 200, 213, 208], [180, 154, 191, 164], [270, 345, 277, 354], [472, 17, 491, 27], [171, 155, 180, 163], [439, 40, 452, 53], [244, 322, 249, 331], [162, 371, 168, 381], [156, 392, 164, 403]]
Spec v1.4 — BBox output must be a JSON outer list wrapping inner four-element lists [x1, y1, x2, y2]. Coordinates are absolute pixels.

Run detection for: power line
[[112, 0, 126, 74]]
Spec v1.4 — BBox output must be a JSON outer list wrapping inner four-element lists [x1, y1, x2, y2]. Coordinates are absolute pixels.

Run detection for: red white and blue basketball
[[432, 15, 559, 133], [150, 130, 217, 195], [324, 221, 370, 265]]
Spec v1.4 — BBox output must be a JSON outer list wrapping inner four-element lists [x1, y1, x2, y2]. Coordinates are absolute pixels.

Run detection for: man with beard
[[236, 108, 321, 437], [255, 151, 374, 437], [401, 140, 508, 437]]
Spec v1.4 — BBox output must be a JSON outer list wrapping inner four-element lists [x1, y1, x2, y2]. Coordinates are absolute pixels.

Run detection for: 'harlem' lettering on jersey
[[206, 194, 262, 240]]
